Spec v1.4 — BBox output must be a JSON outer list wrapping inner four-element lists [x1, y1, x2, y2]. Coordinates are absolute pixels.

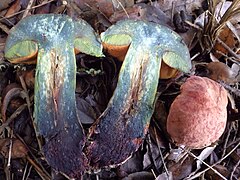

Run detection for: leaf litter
[[0, 0, 239, 179]]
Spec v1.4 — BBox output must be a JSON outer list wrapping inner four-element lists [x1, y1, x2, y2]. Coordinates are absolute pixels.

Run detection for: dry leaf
[[156, 171, 173, 180], [196, 146, 216, 170], [205, 165, 230, 179], [214, 26, 237, 58], [195, 1, 240, 27], [122, 171, 154, 180], [167, 156, 194, 180], [206, 61, 240, 84], [76, 97, 97, 124], [0, 0, 15, 11], [214, 1, 240, 25], [0, 138, 28, 158], [110, 3, 170, 26], [157, 0, 204, 17], [5, 0, 21, 17], [116, 150, 143, 178]]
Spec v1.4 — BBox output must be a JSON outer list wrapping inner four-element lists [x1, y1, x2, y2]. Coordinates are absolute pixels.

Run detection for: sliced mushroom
[[5, 14, 103, 178], [86, 20, 191, 169]]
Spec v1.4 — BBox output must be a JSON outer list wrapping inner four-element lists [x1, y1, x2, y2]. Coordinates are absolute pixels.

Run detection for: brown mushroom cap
[[167, 76, 228, 149]]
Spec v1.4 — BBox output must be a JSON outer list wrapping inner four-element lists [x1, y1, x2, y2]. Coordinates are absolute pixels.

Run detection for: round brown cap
[[167, 76, 228, 149]]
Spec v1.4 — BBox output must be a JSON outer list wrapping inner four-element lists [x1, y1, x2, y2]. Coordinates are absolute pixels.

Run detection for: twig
[[216, 37, 240, 60], [26, 156, 51, 180], [230, 159, 240, 180], [151, 169, 157, 178], [154, 127, 169, 177], [0, 104, 27, 133], [18, 75, 43, 152], [22, 0, 36, 19], [25, 165, 32, 180], [186, 141, 240, 180], [0, 22, 10, 34], [7, 139, 13, 167], [19, 76, 32, 112], [16, 134, 50, 179], [186, 150, 227, 180], [115, 0, 129, 18], [221, 122, 232, 158], [1, 87, 23, 122], [185, 20, 202, 31], [220, 81, 240, 97], [68, 1, 83, 17], [0, 0, 55, 21], [22, 161, 28, 180]]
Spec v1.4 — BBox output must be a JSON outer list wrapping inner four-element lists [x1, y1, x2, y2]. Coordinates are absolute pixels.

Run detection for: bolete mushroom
[[167, 76, 228, 149], [86, 20, 191, 168], [4, 14, 103, 178]]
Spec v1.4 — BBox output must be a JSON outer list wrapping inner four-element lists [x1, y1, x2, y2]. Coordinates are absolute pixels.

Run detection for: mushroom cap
[[167, 76, 228, 149], [100, 20, 191, 78], [4, 14, 103, 64]]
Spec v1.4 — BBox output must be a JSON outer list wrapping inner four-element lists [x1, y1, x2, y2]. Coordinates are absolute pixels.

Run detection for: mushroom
[[86, 20, 191, 168], [4, 14, 103, 178], [167, 76, 228, 149]]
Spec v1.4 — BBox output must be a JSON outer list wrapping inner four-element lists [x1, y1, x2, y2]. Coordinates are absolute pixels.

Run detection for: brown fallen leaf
[[73, 0, 134, 18], [16, 68, 35, 89], [110, 3, 170, 26], [122, 171, 154, 180], [1, 83, 25, 122], [116, 150, 143, 178], [157, 0, 205, 17], [0, 138, 28, 159], [76, 97, 97, 124], [35, 1, 51, 14], [205, 165, 230, 179], [167, 156, 194, 180], [4, 0, 21, 17], [206, 61, 240, 84], [0, 0, 15, 11], [214, 26, 237, 58]]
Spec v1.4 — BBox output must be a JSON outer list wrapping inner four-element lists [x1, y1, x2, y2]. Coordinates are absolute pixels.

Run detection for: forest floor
[[0, 0, 239, 179]]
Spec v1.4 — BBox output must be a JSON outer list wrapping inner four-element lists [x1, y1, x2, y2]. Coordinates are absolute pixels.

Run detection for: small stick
[[1, 0, 55, 20], [0, 22, 10, 34], [230, 159, 240, 180], [154, 127, 170, 177], [115, 0, 129, 18], [26, 156, 51, 180], [186, 141, 240, 180], [0, 104, 27, 133], [22, 161, 28, 180], [16, 134, 50, 179], [22, 0, 36, 19], [25, 165, 33, 180], [187, 150, 227, 180], [220, 81, 240, 97], [216, 38, 240, 60], [7, 139, 13, 167]]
